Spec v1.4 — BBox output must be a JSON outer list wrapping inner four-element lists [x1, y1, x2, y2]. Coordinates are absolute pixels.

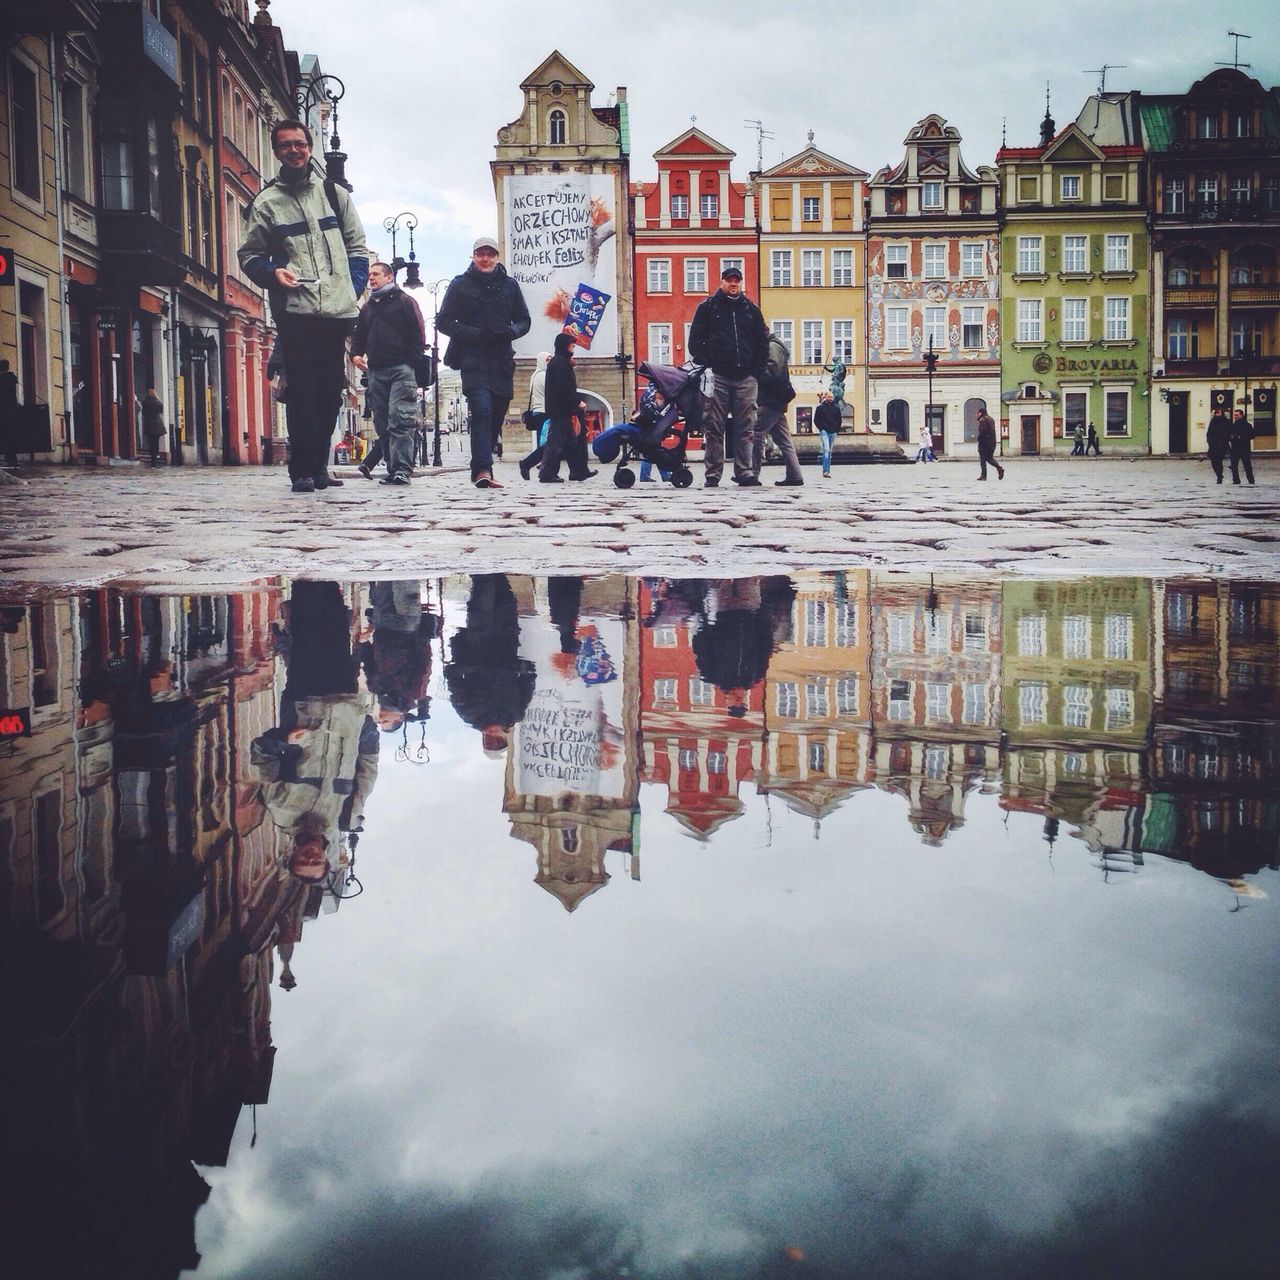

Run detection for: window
[[888, 680, 912, 721], [1103, 173, 1125, 201], [1196, 113, 1219, 139], [1062, 297, 1088, 342], [1103, 614, 1132, 660], [808, 741, 828, 772], [1104, 297, 1129, 341], [1166, 254, 1198, 287], [924, 306, 946, 350], [548, 109, 567, 144], [1018, 175, 1039, 203], [670, 193, 689, 219], [887, 612, 913, 653], [805, 679, 829, 718], [1064, 390, 1087, 438], [684, 258, 707, 294], [922, 244, 946, 279], [962, 397, 984, 442], [885, 244, 908, 279], [1264, 177, 1280, 213], [924, 745, 948, 780], [689, 677, 715, 706], [962, 304, 983, 349], [1016, 299, 1042, 343], [652, 625, 677, 647], [771, 319, 793, 351], [960, 243, 984, 278], [1062, 615, 1091, 659], [963, 613, 988, 652], [835, 676, 858, 715], [720, 256, 744, 278], [1062, 234, 1088, 273], [962, 682, 987, 725], [1230, 316, 1262, 359], [99, 97, 135, 211], [921, 180, 943, 209], [885, 306, 909, 349], [1018, 682, 1048, 725], [831, 319, 853, 362], [835, 602, 857, 647], [802, 320, 823, 365], [1105, 687, 1134, 730], [647, 323, 672, 365], [1016, 236, 1043, 275], [776, 681, 798, 717], [1063, 685, 1092, 729], [925, 615, 948, 655], [61, 81, 88, 200], [924, 682, 950, 722], [1196, 176, 1218, 207], [1060, 174, 1081, 200], [1017, 614, 1047, 656], [9, 54, 41, 201], [801, 249, 822, 287], [699, 192, 718, 221], [1232, 110, 1253, 139], [707, 750, 727, 775], [832, 249, 853, 286], [1104, 235, 1130, 272], [1164, 178, 1186, 214], [802, 195, 820, 221], [1168, 318, 1191, 360], [1104, 389, 1129, 436], [647, 258, 671, 293], [804, 599, 828, 647], [652, 678, 676, 703], [771, 249, 792, 287]]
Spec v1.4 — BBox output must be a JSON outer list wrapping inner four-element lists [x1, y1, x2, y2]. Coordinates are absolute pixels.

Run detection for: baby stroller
[[592, 362, 703, 488]]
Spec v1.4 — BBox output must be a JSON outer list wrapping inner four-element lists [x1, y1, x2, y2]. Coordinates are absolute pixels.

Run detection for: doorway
[[887, 399, 910, 442], [1167, 391, 1189, 453], [1020, 415, 1039, 455]]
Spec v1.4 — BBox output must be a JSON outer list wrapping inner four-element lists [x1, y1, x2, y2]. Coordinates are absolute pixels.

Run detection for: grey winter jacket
[[238, 166, 368, 321]]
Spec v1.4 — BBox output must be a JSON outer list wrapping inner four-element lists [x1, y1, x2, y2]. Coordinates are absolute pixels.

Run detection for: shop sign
[[0, 245, 13, 287], [0, 707, 32, 739], [1055, 357, 1140, 374]]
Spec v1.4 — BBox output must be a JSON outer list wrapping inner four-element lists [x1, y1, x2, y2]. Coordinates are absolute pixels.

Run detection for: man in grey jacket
[[239, 120, 368, 494]]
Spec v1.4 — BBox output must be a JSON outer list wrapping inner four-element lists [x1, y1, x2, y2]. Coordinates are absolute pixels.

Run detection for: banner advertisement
[[504, 173, 617, 358]]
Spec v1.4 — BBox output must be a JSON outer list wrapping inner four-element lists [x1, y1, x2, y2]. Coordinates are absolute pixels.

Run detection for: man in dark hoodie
[[436, 237, 532, 489], [688, 265, 770, 488]]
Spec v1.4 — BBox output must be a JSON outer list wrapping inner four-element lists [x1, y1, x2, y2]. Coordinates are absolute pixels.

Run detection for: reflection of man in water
[[691, 577, 794, 713], [252, 581, 379, 882], [443, 574, 536, 753], [360, 580, 436, 733]]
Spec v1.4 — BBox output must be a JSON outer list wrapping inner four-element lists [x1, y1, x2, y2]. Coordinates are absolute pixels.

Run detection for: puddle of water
[[1, 573, 1277, 1279]]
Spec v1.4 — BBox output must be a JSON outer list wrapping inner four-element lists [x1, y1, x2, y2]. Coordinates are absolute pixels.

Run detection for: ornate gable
[[520, 49, 593, 92], [658, 126, 735, 161], [764, 145, 867, 180]]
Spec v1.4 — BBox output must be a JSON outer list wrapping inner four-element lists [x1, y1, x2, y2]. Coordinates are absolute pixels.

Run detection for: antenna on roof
[[744, 118, 774, 172], [1216, 30, 1251, 70], [1084, 64, 1127, 95]]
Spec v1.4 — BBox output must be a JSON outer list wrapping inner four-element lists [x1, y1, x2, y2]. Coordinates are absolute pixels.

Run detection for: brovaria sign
[[1056, 357, 1140, 374]]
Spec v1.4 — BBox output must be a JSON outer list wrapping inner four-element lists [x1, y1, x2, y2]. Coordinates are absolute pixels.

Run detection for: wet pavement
[[2, 570, 1277, 1279], [0, 456, 1276, 591]]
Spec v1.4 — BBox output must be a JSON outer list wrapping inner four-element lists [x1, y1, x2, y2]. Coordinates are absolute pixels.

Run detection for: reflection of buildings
[[0, 583, 336, 1276], [1145, 580, 1280, 877], [758, 571, 873, 830], [504, 577, 641, 910], [869, 575, 1003, 844]]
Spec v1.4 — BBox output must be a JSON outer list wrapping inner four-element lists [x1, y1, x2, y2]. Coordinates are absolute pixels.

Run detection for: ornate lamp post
[[424, 278, 452, 467], [923, 337, 939, 456], [382, 212, 423, 290], [295, 72, 349, 189]]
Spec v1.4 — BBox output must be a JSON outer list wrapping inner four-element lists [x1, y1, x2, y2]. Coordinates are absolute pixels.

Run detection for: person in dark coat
[[436, 237, 531, 489], [1205, 407, 1230, 484], [1228, 408, 1256, 485], [976, 408, 1004, 480], [443, 574, 537, 743], [0, 358, 20, 471], [814, 391, 843, 477], [1085, 422, 1101, 455], [687, 266, 770, 487], [538, 332, 590, 483], [690, 577, 795, 713], [140, 387, 165, 466]]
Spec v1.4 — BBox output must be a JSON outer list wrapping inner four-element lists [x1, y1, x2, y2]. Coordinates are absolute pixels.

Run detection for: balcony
[[1159, 197, 1279, 225], [1229, 285, 1280, 306], [1164, 287, 1216, 307], [99, 212, 185, 286]]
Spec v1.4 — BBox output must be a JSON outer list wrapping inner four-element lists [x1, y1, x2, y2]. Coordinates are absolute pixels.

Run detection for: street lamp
[[424, 277, 452, 468], [382, 212, 423, 290], [295, 73, 349, 189], [923, 337, 939, 456]]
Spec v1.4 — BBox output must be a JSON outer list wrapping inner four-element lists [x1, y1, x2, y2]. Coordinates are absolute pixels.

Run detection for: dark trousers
[[146, 435, 162, 465], [1230, 443, 1255, 484], [1086, 437, 1100, 455], [465, 387, 510, 480], [1210, 451, 1226, 482], [978, 445, 1004, 479], [539, 416, 573, 480], [276, 314, 352, 483]]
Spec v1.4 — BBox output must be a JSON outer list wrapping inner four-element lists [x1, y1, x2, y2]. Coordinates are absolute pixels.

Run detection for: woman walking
[[518, 352, 550, 480], [539, 333, 582, 483]]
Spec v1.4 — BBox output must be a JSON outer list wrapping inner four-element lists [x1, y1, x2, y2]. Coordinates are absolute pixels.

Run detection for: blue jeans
[[639, 460, 671, 481], [465, 387, 511, 480], [367, 363, 418, 480], [819, 430, 836, 474]]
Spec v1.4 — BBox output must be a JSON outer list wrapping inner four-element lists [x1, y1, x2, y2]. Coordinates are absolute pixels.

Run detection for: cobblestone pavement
[[0, 455, 1275, 595]]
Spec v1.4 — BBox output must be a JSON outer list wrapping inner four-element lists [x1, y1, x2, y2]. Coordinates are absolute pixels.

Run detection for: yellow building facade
[[755, 139, 868, 434]]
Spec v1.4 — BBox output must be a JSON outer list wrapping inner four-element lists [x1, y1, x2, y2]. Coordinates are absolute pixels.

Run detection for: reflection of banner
[[504, 173, 617, 357], [564, 284, 611, 350]]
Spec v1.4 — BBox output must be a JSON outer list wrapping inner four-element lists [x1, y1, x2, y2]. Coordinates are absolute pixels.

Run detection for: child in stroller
[[591, 362, 702, 488]]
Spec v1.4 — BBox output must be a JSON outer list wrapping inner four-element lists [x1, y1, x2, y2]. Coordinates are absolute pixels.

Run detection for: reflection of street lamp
[[295, 73, 349, 189], [923, 337, 939, 452], [382, 211, 423, 289], [424, 278, 452, 468]]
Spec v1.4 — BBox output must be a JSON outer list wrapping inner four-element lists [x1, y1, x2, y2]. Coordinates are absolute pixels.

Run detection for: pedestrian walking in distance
[[1085, 422, 1101, 456], [814, 391, 842, 477], [754, 328, 803, 486], [538, 332, 584, 483], [0, 358, 22, 472], [915, 418, 934, 463], [140, 387, 166, 466], [350, 261, 426, 487], [976, 407, 1004, 480], [1070, 422, 1085, 456], [1228, 407, 1256, 485], [688, 265, 769, 488], [1205, 407, 1230, 484], [436, 236, 531, 489], [239, 119, 368, 494]]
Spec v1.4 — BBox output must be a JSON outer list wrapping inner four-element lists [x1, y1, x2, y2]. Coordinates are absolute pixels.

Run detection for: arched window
[[1229, 248, 1268, 286], [1166, 253, 1197, 287], [963, 397, 985, 443], [549, 109, 566, 145], [887, 399, 910, 442]]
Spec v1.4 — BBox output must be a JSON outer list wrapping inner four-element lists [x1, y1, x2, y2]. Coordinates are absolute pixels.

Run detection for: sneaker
[[569, 469, 597, 481], [357, 462, 374, 480], [291, 477, 315, 493], [704, 478, 719, 488], [736, 475, 761, 487], [518, 459, 533, 480], [474, 472, 493, 488], [380, 472, 411, 486], [774, 477, 804, 487], [313, 474, 344, 489], [539, 475, 564, 483], [997, 469, 1005, 479]]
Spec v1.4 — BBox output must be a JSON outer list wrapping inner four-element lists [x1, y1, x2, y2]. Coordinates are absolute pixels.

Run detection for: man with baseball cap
[[687, 264, 770, 487], [436, 236, 532, 488]]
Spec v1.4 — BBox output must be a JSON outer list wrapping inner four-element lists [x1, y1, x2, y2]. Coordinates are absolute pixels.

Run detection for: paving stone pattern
[[0, 457, 1275, 595]]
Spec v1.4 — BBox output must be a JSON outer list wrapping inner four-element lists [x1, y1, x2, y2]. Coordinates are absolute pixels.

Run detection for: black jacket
[[436, 264, 531, 397], [977, 413, 997, 452], [1228, 416, 1255, 449], [351, 286, 425, 369], [544, 353, 578, 420], [814, 400, 842, 434], [687, 290, 769, 379], [1206, 416, 1230, 455]]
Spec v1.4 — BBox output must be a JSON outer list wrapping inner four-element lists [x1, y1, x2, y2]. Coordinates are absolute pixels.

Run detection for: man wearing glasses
[[239, 120, 369, 493]]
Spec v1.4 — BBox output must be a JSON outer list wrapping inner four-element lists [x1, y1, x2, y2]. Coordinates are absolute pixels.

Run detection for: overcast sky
[[271, 0, 1276, 297]]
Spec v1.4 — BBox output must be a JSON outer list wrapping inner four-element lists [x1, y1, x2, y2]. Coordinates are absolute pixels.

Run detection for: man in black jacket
[[1228, 408, 1256, 485], [351, 261, 426, 486], [1205, 407, 1230, 484], [538, 332, 584, 483], [687, 266, 770, 487], [436, 237, 532, 489]]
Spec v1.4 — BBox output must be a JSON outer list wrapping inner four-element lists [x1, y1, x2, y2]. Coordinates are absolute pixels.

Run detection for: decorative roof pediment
[[657, 126, 735, 160], [1042, 124, 1106, 164], [1185, 66, 1265, 101], [906, 113, 961, 145], [763, 145, 867, 180], [520, 50, 593, 93]]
